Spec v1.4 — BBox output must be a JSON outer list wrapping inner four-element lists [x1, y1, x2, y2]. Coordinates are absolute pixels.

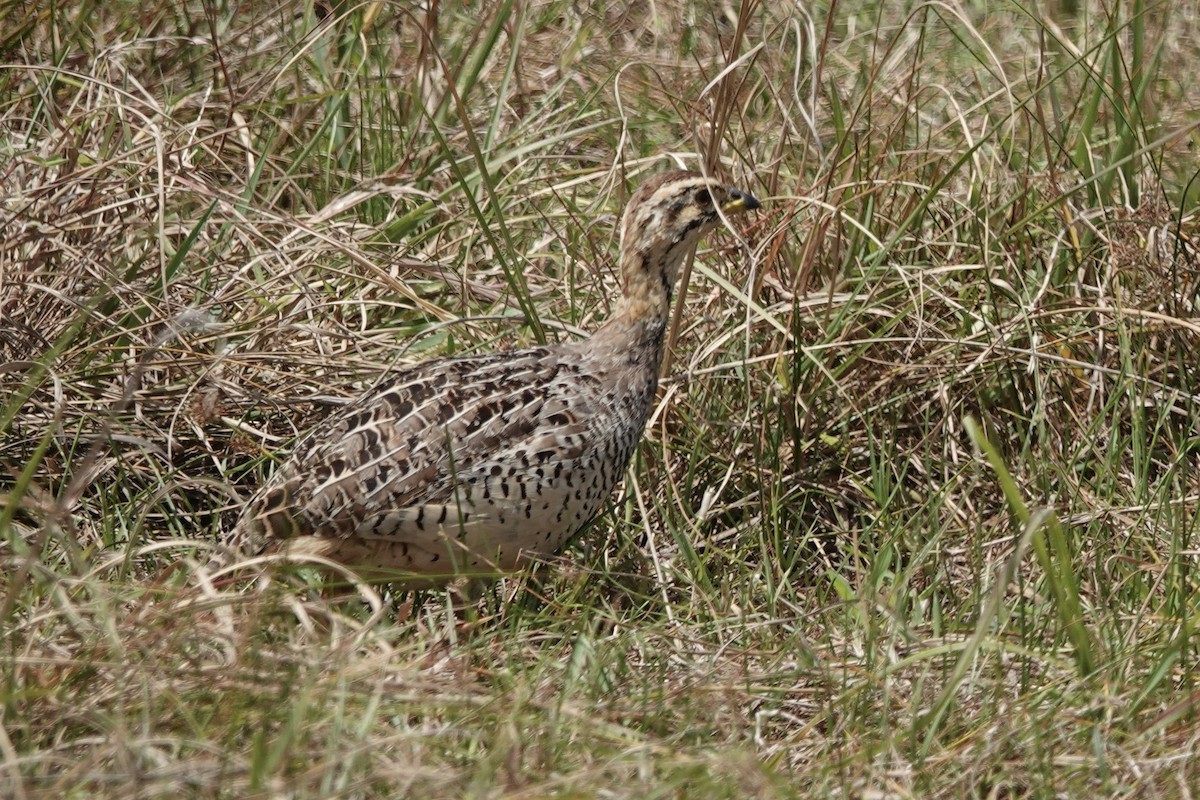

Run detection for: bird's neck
[[589, 248, 679, 370], [605, 247, 679, 331]]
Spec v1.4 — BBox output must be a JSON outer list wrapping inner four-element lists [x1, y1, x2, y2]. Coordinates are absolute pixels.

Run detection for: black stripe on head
[[671, 216, 710, 246]]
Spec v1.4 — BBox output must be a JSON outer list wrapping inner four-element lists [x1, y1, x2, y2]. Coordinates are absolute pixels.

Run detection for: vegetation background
[[2, 0, 1199, 796]]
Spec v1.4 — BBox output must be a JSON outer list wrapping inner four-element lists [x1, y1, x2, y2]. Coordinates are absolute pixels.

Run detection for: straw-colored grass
[[3, 1, 1199, 797]]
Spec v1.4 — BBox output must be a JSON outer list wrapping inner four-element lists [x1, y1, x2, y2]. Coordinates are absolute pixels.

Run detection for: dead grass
[[3, 0, 1200, 797]]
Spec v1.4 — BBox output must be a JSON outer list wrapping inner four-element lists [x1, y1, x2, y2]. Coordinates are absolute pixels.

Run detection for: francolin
[[214, 171, 760, 585]]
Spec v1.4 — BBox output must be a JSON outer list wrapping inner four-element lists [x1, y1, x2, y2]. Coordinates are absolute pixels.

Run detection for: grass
[[2, 0, 1200, 796]]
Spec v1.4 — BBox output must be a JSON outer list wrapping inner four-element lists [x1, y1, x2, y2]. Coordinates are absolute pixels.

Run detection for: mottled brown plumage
[[215, 171, 760, 584]]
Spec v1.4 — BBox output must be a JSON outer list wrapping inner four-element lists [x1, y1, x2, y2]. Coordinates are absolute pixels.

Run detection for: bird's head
[[615, 170, 760, 324]]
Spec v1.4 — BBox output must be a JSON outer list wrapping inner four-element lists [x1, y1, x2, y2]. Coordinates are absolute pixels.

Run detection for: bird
[[213, 170, 761, 587]]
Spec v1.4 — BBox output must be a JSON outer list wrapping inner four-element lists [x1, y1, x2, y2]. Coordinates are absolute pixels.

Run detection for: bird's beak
[[721, 187, 762, 214]]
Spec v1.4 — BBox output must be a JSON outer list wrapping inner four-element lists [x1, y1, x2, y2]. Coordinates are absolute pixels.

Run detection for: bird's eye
[[694, 188, 712, 205]]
